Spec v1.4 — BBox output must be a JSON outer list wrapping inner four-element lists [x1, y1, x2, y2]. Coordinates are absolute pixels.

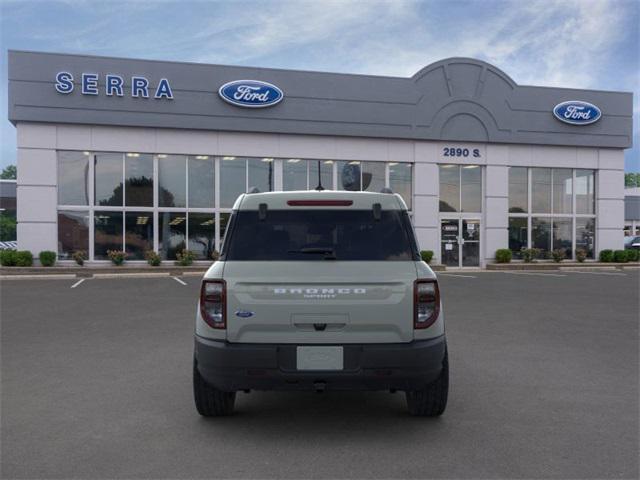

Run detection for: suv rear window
[[223, 209, 418, 261]]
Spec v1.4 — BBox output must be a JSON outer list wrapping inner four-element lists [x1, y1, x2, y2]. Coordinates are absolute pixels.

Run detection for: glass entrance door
[[440, 219, 459, 267], [461, 219, 480, 267], [441, 218, 481, 267]]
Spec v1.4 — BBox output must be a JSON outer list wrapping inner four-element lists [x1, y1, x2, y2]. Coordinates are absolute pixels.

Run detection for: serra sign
[[55, 72, 174, 99]]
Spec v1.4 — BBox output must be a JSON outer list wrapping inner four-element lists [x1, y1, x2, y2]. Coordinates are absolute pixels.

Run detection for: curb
[[487, 262, 638, 271], [0, 274, 77, 280], [0, 266, 208, 278]]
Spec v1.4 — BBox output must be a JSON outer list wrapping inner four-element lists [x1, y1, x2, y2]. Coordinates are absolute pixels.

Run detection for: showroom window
[[508, 168, 596, 259], [283, 159, 333, 191], [333, 160, 412, 208], [158, 155, 187, 208], [57, 210, 89, 259], [220, 157, 273, 208], [94, 152, 123, 206], [438, 164, 482, 212], [188, 156, 215, 208], [58, 150, 224, 262], [125, 212, 153, 260], [56, 152, 413, 261], [94, 211, 123, 260], [58, 151, 90, 206], [188, 213, 215, 260], [158, 212, 186, 260], [336, 161, 385, 193], [389, 163, 412, 210], [124, 153, 153, 207]]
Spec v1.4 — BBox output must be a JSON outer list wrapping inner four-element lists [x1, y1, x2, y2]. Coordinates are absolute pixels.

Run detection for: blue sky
[[1, 0, 638, 171]]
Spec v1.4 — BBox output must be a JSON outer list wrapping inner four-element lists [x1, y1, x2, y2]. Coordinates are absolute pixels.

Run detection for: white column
[[484, 165, 509, 265], [413, 142, 439, 261], [16, 123, 58, 259], [273, 158, 284, 191], [596, 149, 625, 252]]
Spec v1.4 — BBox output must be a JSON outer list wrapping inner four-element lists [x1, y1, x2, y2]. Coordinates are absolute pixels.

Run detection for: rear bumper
[[194, 335, 446, 392]]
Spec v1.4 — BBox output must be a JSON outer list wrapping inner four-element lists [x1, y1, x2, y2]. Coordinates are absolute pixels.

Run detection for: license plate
[[296, 346, 343, 371]]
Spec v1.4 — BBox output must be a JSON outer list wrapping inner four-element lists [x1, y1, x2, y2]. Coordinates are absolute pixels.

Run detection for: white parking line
[[568, 270, 627, 276], [438, 274, 477, 278], [172, 276, 187, 286], [70, 278, 86, 288], [502, 271, 566, 277]]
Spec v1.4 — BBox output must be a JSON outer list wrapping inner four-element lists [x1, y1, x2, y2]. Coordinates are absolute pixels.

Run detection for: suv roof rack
[[380, 187, 393, 194], [247, 186, 260, 194]]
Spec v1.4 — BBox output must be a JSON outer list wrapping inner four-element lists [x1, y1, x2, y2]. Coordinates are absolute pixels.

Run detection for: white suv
[[193, 190, 448, 416]]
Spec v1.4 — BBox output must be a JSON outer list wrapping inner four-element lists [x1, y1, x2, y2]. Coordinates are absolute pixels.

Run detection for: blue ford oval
[[219, 80, 284, 108], [553, 101, 601, 125], [235, 310, 254, 318]]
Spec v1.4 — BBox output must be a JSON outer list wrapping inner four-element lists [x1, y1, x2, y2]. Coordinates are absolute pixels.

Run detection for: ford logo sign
[[553, 101, 601, 125], [219, 80, 283, 108], [235, 310, 254, 318]]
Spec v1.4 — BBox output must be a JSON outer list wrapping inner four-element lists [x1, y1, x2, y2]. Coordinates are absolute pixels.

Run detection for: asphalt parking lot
[[1, 270, 638, 479]]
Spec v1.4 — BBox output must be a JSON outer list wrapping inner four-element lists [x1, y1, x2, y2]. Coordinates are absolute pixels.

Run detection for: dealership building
[[7, 50, 633, 267]]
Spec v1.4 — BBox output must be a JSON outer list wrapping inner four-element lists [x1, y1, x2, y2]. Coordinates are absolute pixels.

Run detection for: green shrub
[[39, 250, 56, 267], [420, 250, 434, 264], [551, 249, 565, 263], [15, 250, 33, 267], [495, 249, 512, 263], [613, 250, 628, 263], [107, 250, 127, 266], [575, 249, 587, 263], [626, 249, 639, 262], [599, 249, 614, 262], [0, 249, 17, 266], [72, 250, 87, 266], [521, 248, 540, 263], [175, 249, 196, 266], [145, 250, 161, 266]]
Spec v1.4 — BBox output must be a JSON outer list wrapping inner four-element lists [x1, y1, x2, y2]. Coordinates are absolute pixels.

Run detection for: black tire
[[405, 348, 449, 417], [193, 360, 236, 416]]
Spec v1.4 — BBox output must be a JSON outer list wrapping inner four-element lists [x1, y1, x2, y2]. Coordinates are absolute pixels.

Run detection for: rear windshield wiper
[[287, 247, 337, 260]]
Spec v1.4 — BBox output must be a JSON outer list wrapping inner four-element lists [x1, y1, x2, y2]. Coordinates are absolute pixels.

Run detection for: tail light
[[414, 279, 440, 329], [200, 279, 226, 329]]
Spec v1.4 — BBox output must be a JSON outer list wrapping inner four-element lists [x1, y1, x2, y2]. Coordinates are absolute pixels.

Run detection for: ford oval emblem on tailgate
[[218, 80, 284, 108], [235, 310, 254, 318]]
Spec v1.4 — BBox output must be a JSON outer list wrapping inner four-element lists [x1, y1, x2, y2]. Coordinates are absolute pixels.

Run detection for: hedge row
[[0, 250, 57, 267], [599, 249, 639, 263]]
